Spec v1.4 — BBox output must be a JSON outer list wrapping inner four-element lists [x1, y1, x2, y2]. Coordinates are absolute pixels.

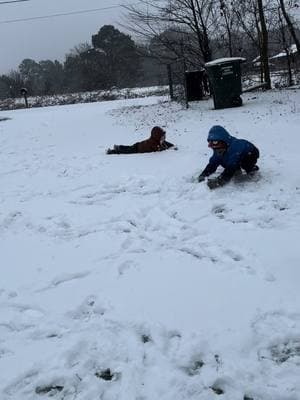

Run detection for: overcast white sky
[[0, 0, 134, 73]]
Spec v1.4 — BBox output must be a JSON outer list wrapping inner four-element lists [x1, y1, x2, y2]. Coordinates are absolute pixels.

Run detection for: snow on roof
[[205, 57, 246, 66], [270, 44, 298, 59]]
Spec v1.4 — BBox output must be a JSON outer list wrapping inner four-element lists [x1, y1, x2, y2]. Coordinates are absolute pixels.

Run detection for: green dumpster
[[205, 57, 245, 110]]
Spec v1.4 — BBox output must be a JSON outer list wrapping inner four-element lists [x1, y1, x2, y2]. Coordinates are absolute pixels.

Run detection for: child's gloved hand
[[198, 174, 206, 183], [106, 148, 118, 154], [207, 177, 225, 189], [106, 145, 119, 154]]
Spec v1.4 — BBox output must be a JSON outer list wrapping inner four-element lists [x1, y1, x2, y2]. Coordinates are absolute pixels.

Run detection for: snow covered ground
[[1, 88, 300, 400]]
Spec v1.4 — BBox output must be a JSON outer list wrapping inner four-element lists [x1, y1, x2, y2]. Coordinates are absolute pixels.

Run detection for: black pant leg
[[117, 144, 138, 154], [240, 147, 259, 173]]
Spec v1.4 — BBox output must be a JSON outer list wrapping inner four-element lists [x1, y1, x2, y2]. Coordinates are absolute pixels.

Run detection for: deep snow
[[1, 89, 300, 400]]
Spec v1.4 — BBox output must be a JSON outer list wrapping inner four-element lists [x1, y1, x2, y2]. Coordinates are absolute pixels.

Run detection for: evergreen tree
[[92, 25, 142, 87]]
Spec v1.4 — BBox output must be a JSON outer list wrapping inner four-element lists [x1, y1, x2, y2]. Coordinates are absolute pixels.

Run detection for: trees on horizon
[[0, 25, 145, 98], [0, 0, 300, 99]]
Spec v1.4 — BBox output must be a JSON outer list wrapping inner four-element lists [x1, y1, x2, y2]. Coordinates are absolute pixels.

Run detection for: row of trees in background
[[0, 25, 149, 99], [0, 0, 300, 99], [124, 0, 300, 89]]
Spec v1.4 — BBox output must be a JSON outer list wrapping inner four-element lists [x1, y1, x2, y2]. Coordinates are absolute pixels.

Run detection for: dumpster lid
[[205, 57, 246, 67]]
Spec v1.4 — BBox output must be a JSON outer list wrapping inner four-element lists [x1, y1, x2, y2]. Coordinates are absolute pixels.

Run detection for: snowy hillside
[[1, 89, 300, 400]]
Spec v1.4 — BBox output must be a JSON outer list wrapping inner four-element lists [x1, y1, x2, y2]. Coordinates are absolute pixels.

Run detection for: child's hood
[[207, 125, 234, 145], [150, 126, 166, 143]]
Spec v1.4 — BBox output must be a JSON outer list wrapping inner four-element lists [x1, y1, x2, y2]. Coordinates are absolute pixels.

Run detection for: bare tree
[[257, 0, 272, 88], [123, 0, 217, 66], [278, 0, 300, 53], [218, 0, 235, 56], [277, 5, 294, 85], [233, 0, 273, 86]]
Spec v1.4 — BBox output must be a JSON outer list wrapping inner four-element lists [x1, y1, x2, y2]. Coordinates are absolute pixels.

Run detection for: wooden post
[[20, 87, 28, 108], [183, 59, 189, 109], [167, 64, 174, 100]]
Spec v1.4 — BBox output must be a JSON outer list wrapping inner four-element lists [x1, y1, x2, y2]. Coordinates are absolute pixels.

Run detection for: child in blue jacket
[[198, 125, 259, 189]]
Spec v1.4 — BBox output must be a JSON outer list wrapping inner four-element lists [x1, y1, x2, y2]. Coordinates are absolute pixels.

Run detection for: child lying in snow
[[198, 125, 260, 189], [106, 126, 176, 154]]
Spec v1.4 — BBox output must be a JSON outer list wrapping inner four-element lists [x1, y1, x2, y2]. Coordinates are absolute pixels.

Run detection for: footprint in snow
[[37, 271, 91, 292], [118, 260, 138, 276], [49, 271, 91, 288], [1, 302, 44, 317], [252, 310, 300, 345], [223, 248, 243, 262], [181, 359, 205, 376], [260, 338, 300, 364], [211, 204, 228, 219], [3, 368, 40, 397], [0, 303, 45, 336], [241, 265, 256, 275], [264, 272, 276, 282], [0, 347, 14, 359], [66, 294, 106, 321], [1, 211, 22, 229], [178, 246, 218, 263]]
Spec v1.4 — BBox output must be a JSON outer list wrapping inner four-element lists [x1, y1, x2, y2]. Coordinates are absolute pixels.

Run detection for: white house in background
[[252, 55, 275, 68], [269, 44, 299, 69], [269, 44, 298, 60], [252, 44, 299, 69]]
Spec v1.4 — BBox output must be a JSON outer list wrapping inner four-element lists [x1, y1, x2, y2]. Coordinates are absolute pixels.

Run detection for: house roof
[[205, 57, 246, 66], [270, 44, 298, 59]]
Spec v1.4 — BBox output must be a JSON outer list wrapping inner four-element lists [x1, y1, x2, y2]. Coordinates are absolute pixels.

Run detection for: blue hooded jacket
[[203, 125, 258, 178]]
